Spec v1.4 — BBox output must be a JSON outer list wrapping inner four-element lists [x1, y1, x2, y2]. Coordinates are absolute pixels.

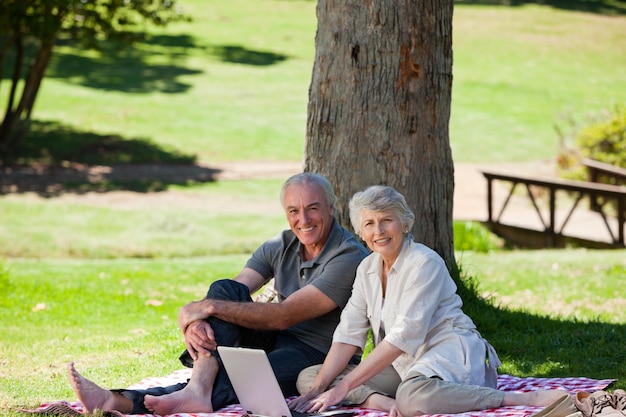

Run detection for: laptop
[[217, 346, 355, 417]]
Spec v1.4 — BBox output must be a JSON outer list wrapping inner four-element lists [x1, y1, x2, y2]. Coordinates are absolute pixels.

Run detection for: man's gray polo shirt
[[245, 219, 368, 354]]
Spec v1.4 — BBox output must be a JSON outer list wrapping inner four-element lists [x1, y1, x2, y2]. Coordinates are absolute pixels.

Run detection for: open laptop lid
[[218, 346, 294, 417]]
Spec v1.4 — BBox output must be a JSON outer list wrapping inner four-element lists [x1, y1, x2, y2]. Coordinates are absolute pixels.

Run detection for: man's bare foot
[[144, 354, 217, 415], [503, 389, 570, 407], [144, 386, 214, 415], [67, 362, 132, 414]]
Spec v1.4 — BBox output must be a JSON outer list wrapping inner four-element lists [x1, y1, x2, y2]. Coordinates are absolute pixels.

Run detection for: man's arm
[[180, 268, 266, 357], [232, 267, 268, 294], [178, 277, 339, 332]]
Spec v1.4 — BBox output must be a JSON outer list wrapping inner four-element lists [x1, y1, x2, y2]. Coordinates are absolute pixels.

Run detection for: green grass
[[0, 257, 246, 409], [458, 249, 626, 324], [0, 179, 286, 258], [0, 191, 499, 260], [26, 0, 317, 164], [0, 250, 624, 413], [2, 1, 625, 165], [451, 5, 626, 162]]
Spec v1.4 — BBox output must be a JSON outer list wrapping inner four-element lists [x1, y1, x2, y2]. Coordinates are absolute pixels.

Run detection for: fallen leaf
[[32, 303, 46, 312]]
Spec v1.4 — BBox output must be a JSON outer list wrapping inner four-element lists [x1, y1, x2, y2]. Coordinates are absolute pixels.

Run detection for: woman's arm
[[289, 342, 358, 412], [297, 341, 404, 413], [326, 340, 403, 400]]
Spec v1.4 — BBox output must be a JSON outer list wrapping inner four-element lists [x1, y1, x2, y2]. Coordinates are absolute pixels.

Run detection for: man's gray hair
[[349, 185, 415, 236], [280, 172, 338, 209]]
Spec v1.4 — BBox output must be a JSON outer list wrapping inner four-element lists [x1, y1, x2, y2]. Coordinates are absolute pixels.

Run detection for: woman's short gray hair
[[280, 172, 338, 209], [349, 185, 415, 236]]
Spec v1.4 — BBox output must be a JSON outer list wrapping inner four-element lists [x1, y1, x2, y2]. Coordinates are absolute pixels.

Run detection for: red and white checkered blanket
[[30, 369, 615, 417]]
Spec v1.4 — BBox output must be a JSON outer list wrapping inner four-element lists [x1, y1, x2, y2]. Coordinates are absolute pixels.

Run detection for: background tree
[[305, 0, 456, 270], [0, 0, 188, 159]]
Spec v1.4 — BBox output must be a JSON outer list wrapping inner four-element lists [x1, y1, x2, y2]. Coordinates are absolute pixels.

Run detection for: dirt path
[[452, 159, 558, 221], [1, 159, 560, 220], [208, 159, 559, 222], [5, 158, 620, 244]]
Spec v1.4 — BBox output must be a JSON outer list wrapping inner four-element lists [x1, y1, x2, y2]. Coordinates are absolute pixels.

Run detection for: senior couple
[[68, 172, 565, 417]]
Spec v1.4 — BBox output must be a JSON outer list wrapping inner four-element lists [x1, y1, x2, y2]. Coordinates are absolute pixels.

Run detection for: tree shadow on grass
[[45, 34, 202, 93], [0, 120, 221, 197], [456, 275, 626, 385], [454, 0, 626, 16], [211, 45, 288, 66], [44, 35, 288, 93]]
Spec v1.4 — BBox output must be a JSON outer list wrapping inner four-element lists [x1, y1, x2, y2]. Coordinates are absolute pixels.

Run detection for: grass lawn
[[0, 179, 287, 259], [2, 1, 624, 165], [0, 257, 246, 409], [451, 5, 626, 162], [0, 249, 624, 413], [1, 178, 624, 412]]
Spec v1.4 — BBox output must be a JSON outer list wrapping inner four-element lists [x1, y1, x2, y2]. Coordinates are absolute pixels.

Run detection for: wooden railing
[[582, 158, 626, 185], [482, 170, 626, 246]]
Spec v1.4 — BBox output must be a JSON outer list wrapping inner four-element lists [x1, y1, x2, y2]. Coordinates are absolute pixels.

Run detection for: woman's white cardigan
[[333, 239, 501, 387]]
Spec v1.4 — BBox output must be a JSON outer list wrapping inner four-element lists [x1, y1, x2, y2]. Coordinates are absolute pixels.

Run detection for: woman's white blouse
[[333, 239, 500, 386]]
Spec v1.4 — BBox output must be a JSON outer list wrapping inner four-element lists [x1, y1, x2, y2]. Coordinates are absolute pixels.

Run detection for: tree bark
[[0, 36, 54, 156], [305, 0, 456, 269]]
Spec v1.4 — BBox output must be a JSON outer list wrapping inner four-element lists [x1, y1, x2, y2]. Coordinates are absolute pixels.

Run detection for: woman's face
[[359, 209, 405, 262]]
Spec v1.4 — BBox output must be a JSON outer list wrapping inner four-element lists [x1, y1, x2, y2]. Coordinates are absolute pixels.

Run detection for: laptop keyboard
[[290, 411, 320, 417], [291, 411, 354, 417], [241, 411, 353, 417]]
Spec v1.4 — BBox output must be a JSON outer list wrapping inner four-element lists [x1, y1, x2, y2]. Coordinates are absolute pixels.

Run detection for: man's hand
[[183, 320, 216, 361], [178, 299, 212, 334]]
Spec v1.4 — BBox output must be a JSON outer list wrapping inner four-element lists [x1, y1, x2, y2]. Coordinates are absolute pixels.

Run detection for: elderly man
[[67, 172, 368, 415]]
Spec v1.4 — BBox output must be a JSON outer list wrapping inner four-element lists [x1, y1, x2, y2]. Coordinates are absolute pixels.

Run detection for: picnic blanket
[[28, 369, 615, 417]]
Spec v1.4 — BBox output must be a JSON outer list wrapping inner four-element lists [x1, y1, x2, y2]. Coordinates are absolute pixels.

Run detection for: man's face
[[282, 182, 335, 253]]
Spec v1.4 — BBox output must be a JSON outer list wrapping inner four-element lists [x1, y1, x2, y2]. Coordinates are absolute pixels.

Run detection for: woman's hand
[[305, 381, 350, 413], [290, 342, 361, 413], [288, 387, 324, 413], [389, 401, 404, 417]]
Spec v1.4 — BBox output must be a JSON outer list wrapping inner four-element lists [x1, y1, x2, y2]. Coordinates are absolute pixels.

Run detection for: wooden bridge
[[481, 160, 626, 249]]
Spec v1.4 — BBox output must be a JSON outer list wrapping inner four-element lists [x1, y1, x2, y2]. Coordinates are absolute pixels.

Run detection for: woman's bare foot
[[66, 362, 133, 414], [362, 393, 396, 412], [503, 389, 570, 407], [361, 394, 405, 417]]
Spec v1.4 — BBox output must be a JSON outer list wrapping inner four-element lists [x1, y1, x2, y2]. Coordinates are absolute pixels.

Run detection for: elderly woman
[[289, 185, 566, 417]]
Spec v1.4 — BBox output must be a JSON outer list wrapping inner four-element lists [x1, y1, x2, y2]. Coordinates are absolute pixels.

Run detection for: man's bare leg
[[67, 362, 133, 414], [144, 353, 217, 414], [502, 389, 570, 407]]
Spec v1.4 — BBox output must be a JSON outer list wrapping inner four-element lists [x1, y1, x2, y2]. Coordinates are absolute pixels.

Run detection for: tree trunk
[[0, 37, 54, 157], [305, 0, 456, 270]]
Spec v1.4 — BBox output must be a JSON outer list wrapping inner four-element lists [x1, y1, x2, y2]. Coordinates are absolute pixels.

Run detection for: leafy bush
[[556, 105, 626, 182], [576, 105, 626, 168], [453, 221, 502, 253]]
